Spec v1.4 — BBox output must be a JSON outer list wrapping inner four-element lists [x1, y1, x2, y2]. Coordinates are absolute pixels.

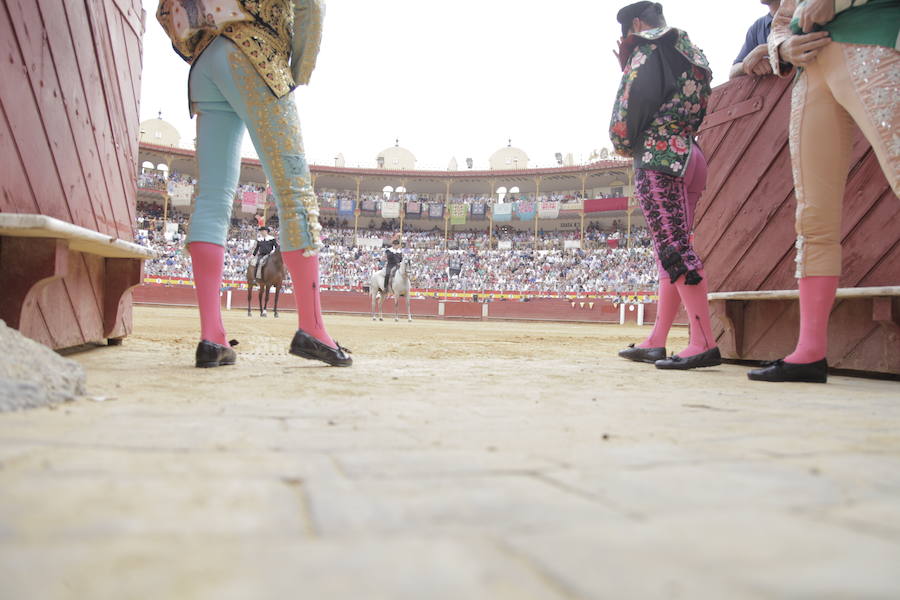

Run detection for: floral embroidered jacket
[[157, 0, 323, 100], [609, 27, 712, 178]]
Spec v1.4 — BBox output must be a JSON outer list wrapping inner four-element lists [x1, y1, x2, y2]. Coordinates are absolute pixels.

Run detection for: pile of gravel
[[0, 320, 86, 412]]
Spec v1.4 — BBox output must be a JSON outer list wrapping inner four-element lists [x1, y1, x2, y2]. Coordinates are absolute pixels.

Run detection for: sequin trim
[[843, 44, 900, 196], [789, 70, 809, 279]]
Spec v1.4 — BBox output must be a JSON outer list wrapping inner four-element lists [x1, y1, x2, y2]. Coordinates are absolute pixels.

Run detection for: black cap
[[616, 1, 657, 37]]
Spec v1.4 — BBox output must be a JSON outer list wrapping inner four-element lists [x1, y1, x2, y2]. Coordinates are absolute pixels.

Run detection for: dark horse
[[246, 250, 285, 318]]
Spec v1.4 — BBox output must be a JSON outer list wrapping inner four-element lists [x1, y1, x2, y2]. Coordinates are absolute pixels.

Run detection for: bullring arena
[[1, 0, 899, 599]]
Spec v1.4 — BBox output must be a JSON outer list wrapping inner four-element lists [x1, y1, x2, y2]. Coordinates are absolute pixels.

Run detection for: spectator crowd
[[136, 206, 658, 295]]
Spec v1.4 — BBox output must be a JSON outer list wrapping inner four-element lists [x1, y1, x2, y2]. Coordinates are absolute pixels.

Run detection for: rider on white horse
[[383, 232, 403, 294], [250, 226, 278, 280]]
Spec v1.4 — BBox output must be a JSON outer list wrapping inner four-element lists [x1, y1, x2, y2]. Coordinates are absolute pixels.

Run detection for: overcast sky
[[139, 0, 769, 170]]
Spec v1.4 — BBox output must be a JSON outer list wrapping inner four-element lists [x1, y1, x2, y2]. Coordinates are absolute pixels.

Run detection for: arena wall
[[132, 285, 684, 326]]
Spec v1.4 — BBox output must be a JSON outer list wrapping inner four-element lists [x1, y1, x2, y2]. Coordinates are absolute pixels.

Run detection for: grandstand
[[136, 131, 658, 300]]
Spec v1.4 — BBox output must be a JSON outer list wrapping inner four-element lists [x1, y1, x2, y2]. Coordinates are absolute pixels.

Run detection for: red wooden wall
[[695, 75, 899, 373], [0, 0, 144, 348]]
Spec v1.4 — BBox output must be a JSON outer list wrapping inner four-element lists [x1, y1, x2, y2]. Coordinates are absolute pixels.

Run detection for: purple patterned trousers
[[635, 145, 707, 284]]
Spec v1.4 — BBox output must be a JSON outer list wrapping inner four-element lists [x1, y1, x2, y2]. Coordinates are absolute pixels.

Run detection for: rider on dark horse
[[251, 226, 278, 280], [383, 232, 403, 294]]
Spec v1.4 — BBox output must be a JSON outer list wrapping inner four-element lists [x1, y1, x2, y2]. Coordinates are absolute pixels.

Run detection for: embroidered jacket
[[157, 0, 324, 98], [609, 27, 712, 178]]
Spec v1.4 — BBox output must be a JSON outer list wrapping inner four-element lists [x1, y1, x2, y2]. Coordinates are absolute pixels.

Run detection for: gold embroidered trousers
[[185, 36, 322, 253], [789, 42, 899, 278]]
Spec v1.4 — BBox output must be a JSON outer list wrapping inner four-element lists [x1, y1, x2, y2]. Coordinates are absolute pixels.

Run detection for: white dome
[[490, 146, 529, 170], [377, 145, 416, 170], [139, 117, 181, 147]]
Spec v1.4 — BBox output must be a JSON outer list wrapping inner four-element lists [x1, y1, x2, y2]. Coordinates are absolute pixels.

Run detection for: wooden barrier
[[695, 75, 899, 374], [0, 0, 146, 349]]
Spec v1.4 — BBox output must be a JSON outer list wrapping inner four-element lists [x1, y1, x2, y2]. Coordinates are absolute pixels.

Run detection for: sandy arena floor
[[0, 305, 899, 599]]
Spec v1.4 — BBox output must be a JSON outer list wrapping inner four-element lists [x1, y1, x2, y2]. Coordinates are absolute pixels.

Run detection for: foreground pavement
[[1, 307, 898, 599]]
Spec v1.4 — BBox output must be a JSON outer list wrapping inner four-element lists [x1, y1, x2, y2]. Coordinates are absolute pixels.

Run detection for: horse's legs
[[378, 293, 384, 321], [247, 282, 253, 317], [371, 291, 377, 321], [406, 292, 412, 322], [258, 286, 265, 317], [394, 291, 399, 322], [273, 287, 280, 318]]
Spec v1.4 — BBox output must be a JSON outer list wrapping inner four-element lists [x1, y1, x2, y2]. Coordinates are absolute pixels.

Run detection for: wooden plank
[[858, 237, 900, 288], [62, 252, 106, 344], [8, 0, 98, 233], [89, 0, 138, 240], [0, 214, 155, 258], [696, 76, 792, 227], [698, 95, 765, 133], [0, 1, 73, 223], [103, 0, 140, 154], [695, 92, 795, 287], [63, 0, 133, 238], [699, 75, 786, 173], [0, 95, 41, 215], [36, 0, 117, 235], [840, 186, 899, 287], [702, 146, 796, 293], [34, 276, 86, 349]]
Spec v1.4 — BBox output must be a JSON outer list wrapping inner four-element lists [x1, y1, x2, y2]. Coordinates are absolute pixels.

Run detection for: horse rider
[[251, 226, 278, 280], [448, 253, 462, 279], [383, 233, 403, 293]]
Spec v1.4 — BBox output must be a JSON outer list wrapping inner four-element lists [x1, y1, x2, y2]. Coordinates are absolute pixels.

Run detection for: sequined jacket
[[608, 27, 712, 178], [157, 0, 323, 98]]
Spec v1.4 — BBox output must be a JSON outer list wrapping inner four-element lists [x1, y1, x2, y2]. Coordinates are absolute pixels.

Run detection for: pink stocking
[[674, 270, 716, 358], [282, 251, 336, 349], [640, 275, 678, 348], [785, 276, 838, 364], [189, 241, 227, 345]]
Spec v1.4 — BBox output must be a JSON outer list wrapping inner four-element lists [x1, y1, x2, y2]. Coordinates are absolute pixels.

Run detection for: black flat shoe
[[289, 330, 353, 367], [195, 339, 238, 368], [618, 343, 666, 364], [655, 347, 722, 370], [747, 358, 827, 383]]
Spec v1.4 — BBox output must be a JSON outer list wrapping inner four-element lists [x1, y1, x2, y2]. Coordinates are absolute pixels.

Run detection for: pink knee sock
[[189, 242, 227, 345], [785, 275, 838, 364], [282, 251, 336, 349], [674, 270, 716, 358], [640, 275, 678, 348]]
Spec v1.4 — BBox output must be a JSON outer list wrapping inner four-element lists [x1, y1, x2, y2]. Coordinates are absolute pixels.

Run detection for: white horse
[[370, 261, 412, 322]]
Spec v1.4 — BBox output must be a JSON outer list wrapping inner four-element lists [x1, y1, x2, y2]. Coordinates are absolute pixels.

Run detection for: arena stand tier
[[136, 141, 662, 300], [135, 204, 658, 296]]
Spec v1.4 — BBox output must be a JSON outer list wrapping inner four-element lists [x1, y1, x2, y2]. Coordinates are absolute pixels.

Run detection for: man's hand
[[778, 30, 831, 66], [799, 0, 836, 32], [742, 44, 773, 76]]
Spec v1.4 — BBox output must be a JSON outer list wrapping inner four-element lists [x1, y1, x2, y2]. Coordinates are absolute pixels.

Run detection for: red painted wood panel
[[1, 0, 144, 349], [0, 3, 73, 223]]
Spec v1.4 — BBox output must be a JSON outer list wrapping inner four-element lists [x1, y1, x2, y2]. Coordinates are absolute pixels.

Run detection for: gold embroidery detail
[[228, 46, 322, 252]]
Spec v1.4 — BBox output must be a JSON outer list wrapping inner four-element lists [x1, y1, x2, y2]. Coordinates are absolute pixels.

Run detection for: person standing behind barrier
[[610, 2, 722, 370], [730, 0, 782, 79], [157, 0, 351, 368], [747, 0, 899, 383]]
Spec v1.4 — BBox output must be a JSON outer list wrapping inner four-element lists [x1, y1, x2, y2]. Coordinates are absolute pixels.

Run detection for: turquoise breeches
[[185, 35, 321, 253]]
